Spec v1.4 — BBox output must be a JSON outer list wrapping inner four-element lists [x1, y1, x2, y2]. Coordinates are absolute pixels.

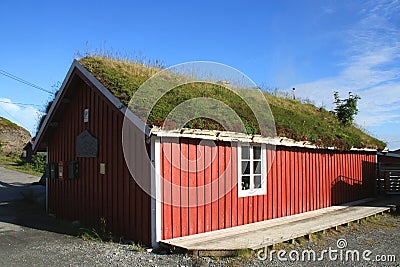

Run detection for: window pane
[[241, 145, 250, 159], [254, 175, 262, 189], [253, 146, 261, 159], [242, 161, 250, 174], [242, 176, 250, 190], [254, 161, 261, 174]]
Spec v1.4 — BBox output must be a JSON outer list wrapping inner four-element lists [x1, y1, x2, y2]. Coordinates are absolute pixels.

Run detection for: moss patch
[[0, 117, 19, 129]]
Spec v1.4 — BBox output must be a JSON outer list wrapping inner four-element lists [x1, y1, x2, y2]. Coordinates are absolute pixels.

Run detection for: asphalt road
[[0, 167, 43, 202]]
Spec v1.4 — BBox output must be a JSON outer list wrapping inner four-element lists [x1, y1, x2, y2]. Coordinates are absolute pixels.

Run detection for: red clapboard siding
[[159, 140, 377, 240], [47, 71, 152, 245]]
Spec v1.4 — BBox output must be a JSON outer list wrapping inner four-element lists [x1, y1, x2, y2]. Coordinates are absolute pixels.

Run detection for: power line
[[0, 69, 54, 95], [0, 105, 24, 128], [0, 100, 42, 107]]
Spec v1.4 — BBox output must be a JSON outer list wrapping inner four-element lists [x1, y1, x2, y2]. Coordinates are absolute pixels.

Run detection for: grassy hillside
[[0, 117, 19, 129], [79, 55, 386, 150]]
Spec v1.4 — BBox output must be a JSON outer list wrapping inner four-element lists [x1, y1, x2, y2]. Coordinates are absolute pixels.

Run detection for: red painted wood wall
[[46, 71, 152, 245], [159, 138, 377, 240]]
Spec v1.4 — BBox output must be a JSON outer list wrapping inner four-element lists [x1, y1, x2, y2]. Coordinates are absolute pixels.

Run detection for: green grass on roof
[[79, 55, 386, 150]]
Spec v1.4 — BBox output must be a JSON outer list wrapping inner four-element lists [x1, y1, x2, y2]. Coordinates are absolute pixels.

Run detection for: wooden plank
[[204, 142, 212, 232], [252, 195, 257, 223], [306, 150, 311, 212], [272, 150, 279, 219], [313, 151, 318, 210], [161, 198, 390, 251], [218, 144, 225, 229], [225, 145, 232, 228], [258, 195, 263, 222], [237, 145, 244, 226], [111, 111, 118, 234], [188, 140, 198, 235], [197, 142, 205, 234], [105, 104, 112, 232], [134, 133, 142, 241], [338, 152, 343, 204], [316, 152, 321, 210], [84, 86, 90, 225], [117, 115, 124, 235], [90, 87, 96, 226], [128, 125, 136, 240], [322, 151, 326, 209], [162, 142, 172, 239], [96, 94, 102, 224], [298, 149, 304, 214], [171, 140, 182, 238], [325, 150, 330, 207], [231, 145, 238, 227], [267, 147, 273, 220], [181, 141, 189, 236], [332, 152, 338, 205], [290, 149, 296, 215], [281, 150, 287, 217], [211, 143, 219, 230]]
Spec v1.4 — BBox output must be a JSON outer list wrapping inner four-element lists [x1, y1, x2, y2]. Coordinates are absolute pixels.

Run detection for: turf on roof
[[79, 56, 386, 150]]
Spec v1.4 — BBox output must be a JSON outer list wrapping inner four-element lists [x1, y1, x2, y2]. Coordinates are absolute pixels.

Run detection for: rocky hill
[[0, 117, 31, 157]]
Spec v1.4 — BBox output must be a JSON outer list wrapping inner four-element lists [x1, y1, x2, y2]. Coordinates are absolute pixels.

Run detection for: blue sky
[[0, 0, 399, 149]]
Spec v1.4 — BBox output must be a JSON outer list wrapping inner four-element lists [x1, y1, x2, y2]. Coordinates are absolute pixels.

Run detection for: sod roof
[[78, 56, 386, 150]]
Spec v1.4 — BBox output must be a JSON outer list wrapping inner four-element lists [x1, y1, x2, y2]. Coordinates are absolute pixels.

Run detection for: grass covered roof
[[79, 55, 386, 150]]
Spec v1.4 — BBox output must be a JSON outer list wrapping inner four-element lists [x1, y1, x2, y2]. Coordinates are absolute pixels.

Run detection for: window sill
[[238, 187, 267, 198]]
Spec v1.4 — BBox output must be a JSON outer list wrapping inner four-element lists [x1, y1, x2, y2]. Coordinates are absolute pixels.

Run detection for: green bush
[[333, 91, 360, 126], [31, 153, 46, 174]]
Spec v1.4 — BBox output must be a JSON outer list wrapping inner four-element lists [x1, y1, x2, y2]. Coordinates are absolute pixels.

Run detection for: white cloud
[[293, 1, 400, 149], [0, 98, 43, 136]]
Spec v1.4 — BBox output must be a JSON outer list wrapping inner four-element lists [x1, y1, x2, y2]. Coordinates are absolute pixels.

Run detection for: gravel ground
[[0, 205, 399, 266], [0, 229, 194, 266]]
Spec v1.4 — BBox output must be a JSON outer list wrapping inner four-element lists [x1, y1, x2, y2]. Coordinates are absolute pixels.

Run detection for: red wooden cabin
[[34, 60, 378, 247]]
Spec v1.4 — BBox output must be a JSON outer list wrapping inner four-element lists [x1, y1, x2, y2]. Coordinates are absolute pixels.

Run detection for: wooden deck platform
[[160, 197, 398, 253]]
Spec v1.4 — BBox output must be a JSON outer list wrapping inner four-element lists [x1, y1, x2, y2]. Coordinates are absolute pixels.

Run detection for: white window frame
[[237, 143, 267, 197]]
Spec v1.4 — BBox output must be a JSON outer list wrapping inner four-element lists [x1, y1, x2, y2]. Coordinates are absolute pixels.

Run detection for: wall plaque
[[84, 108, 89, 123], [76, 130, 98, 158]]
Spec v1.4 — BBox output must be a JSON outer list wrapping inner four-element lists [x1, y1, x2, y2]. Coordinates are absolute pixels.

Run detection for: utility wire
[[0, 105, 24, 128], [0, 69, 54, 95], [0, 100, 42, 107]]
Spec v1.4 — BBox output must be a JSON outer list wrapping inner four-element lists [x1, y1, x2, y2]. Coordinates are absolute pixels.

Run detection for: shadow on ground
[[0, 174, 81, 237], [0, 195, 81, 236]]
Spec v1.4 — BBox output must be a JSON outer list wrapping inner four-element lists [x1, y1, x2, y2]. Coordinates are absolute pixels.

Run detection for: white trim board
[[151, 128, 378, 152], [151, 136, 162, 248]]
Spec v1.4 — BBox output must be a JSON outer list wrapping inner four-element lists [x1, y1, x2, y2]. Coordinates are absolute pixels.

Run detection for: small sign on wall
[[100, 163, 106, 175], [76, 130, 98, 158], [59, 161, 63, 179], [84, 108, 89, 123]]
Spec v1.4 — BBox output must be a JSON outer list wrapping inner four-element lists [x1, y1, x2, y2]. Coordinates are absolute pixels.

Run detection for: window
[[238, 143, 266, 197]]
